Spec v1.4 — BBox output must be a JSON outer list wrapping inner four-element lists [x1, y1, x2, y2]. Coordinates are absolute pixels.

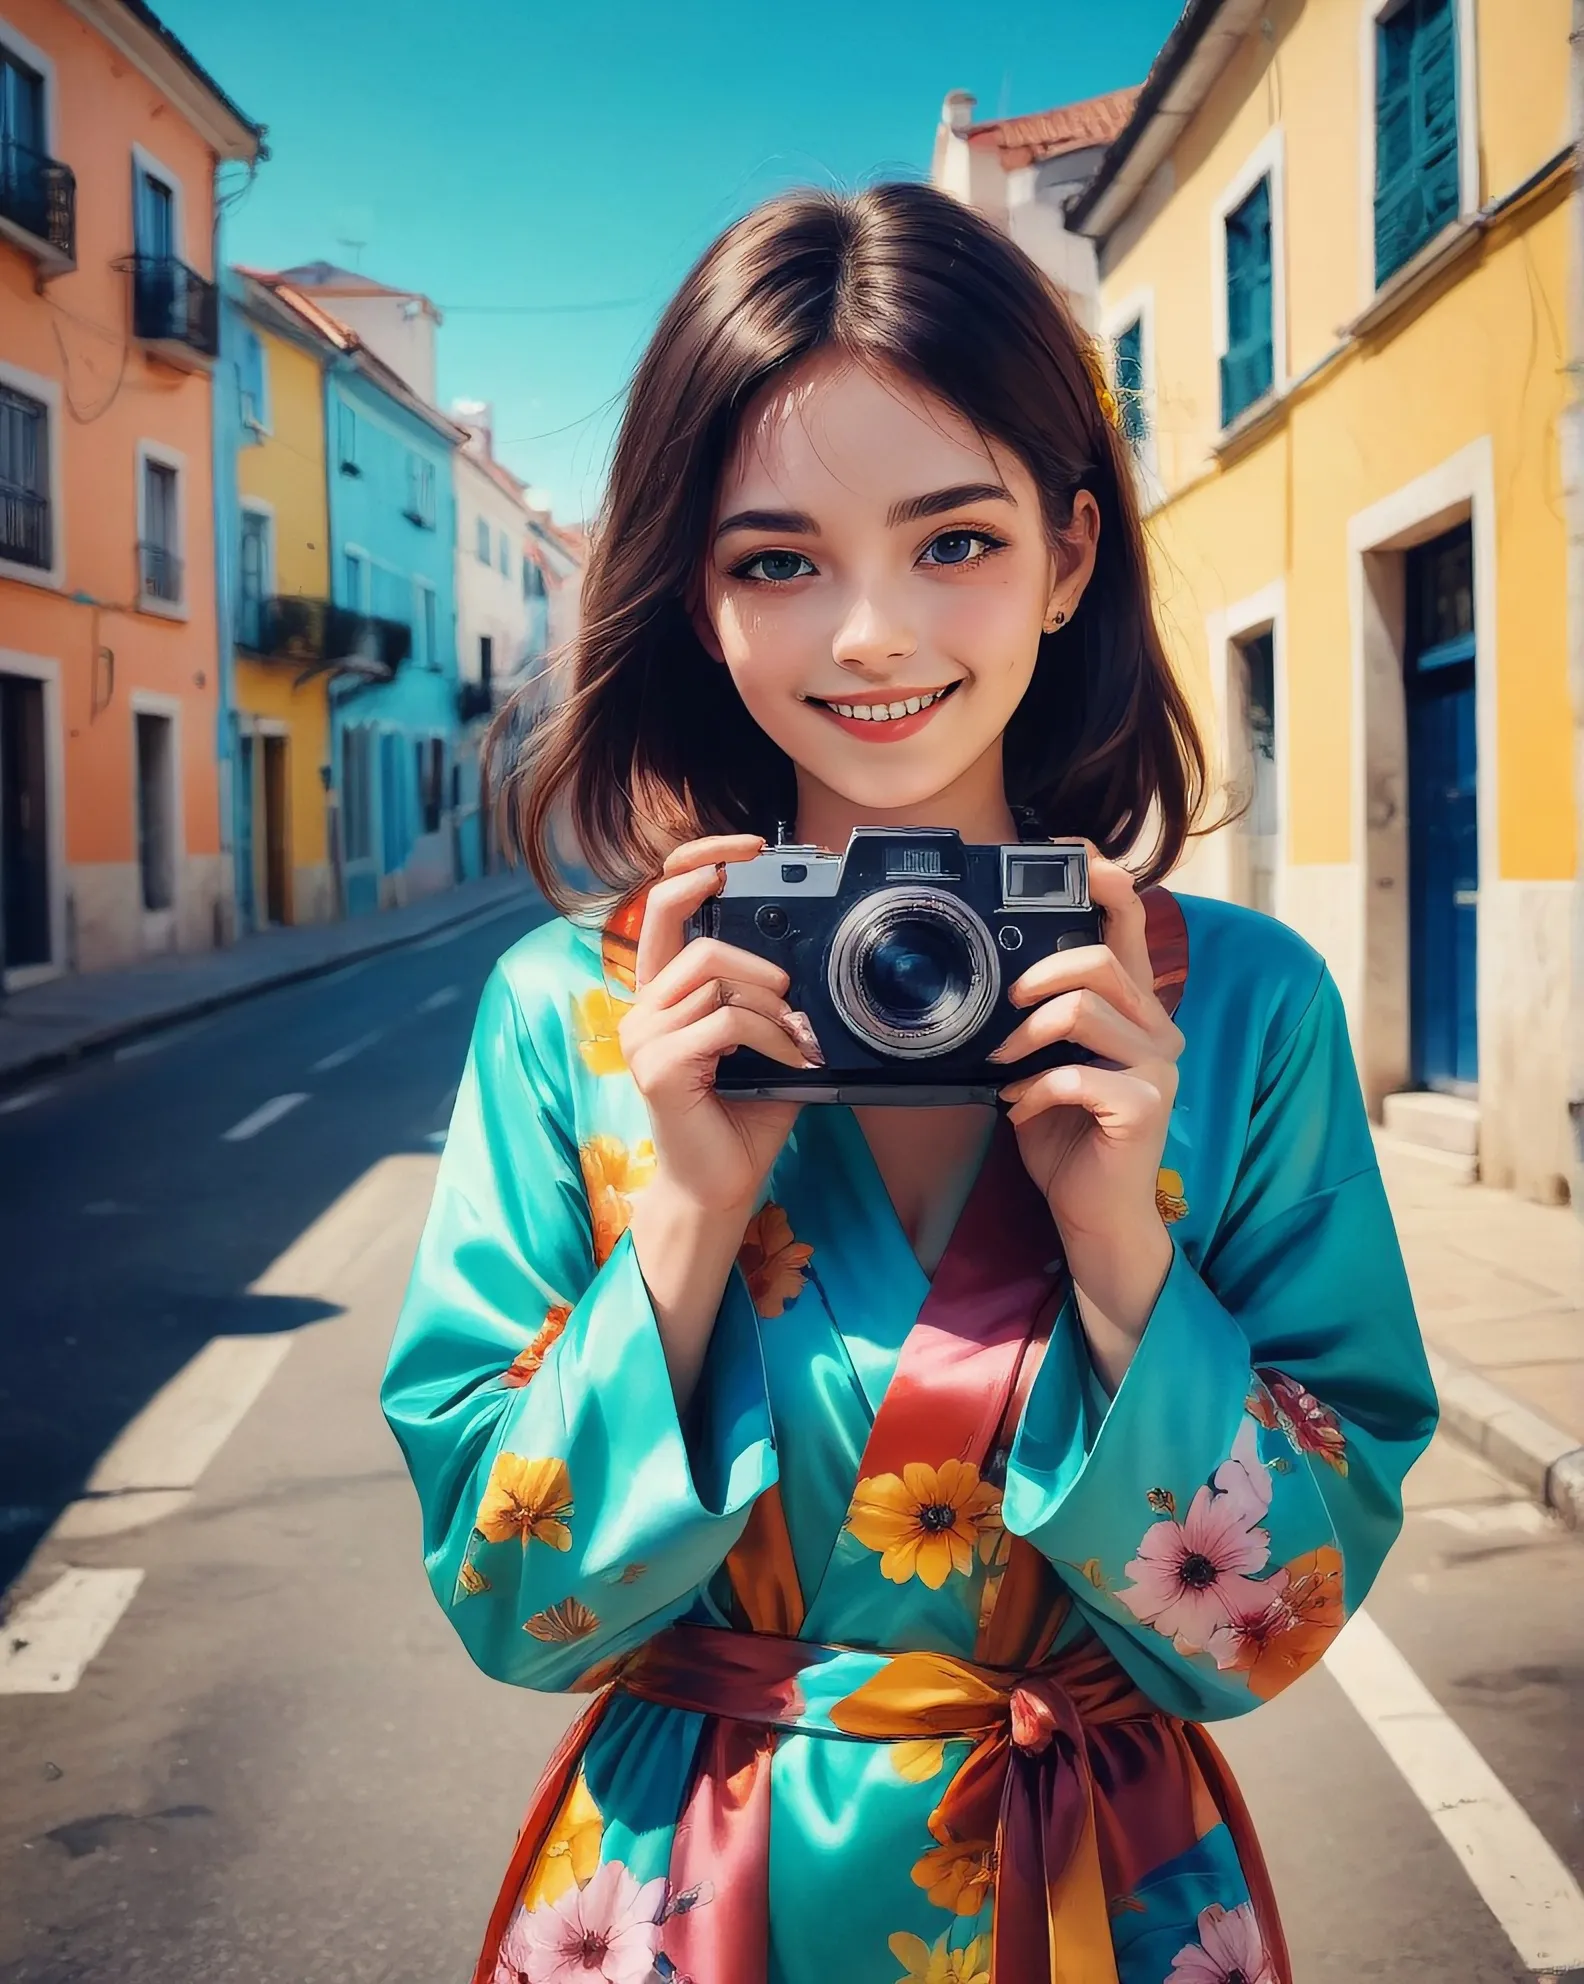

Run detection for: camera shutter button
[[756, 904, 791, 938]]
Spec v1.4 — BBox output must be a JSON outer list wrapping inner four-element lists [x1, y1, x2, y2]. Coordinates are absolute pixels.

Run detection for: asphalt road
[[0, 898, 1580, 1983]]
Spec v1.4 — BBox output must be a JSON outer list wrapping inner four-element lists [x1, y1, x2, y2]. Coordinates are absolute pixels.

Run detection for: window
[[238, 327, 268, 434], [343, 547, 367, 612], [421, 585, 438, 670], [499, 533, 510, 578], [522, 555, 545, 602], [1375, 0, 1460, 286], [0, 43, 48, 237], [416, 736, 444, 834], [342, 724, 373, 863], [479, 634, 494, 690], [405, 451, 436, 528], [139, 454, 181, 604], [1113, 318, 1147, 452], [476, 515, 491, 564], [1232, 629, 1278, 917], [238, 507, 271, 650], [133, 160, 174, 263], [0, 382, 50, 569], [134, 709, 176, 912], [1221, 176, 1274, 428], [337, 399, 360, 476]]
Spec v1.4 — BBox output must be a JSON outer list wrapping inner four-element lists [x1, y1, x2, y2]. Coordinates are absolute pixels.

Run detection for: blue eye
[[922, 531, 1002, 567], [737, 550, 815, 584]]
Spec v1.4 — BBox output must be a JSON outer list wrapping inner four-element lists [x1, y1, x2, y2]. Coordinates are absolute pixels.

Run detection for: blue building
[[276, 264, 466, 918]]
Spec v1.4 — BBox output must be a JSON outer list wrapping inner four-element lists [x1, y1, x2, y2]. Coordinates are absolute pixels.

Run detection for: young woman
[[382, 182, 1437, 1984]]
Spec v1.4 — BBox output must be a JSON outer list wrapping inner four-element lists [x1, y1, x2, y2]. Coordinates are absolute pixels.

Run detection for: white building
[[929, 87, 1140, 329], [451, 400, 533, 703]]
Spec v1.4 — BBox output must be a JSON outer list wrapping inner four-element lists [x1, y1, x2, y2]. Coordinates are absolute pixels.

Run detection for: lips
[[805, 682, 961, 725]]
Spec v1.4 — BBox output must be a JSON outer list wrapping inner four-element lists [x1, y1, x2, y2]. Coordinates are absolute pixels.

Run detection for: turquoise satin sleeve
[[1004, 963, 1439, 1723], [380, 964, 778, 1691]]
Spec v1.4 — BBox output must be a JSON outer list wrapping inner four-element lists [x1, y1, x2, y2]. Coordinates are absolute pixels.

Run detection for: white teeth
[[904, 696, 922, 714], [821, 687, 950, 723]]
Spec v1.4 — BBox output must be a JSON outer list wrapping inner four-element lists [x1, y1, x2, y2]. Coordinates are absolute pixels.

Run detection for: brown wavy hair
[[492, 180, 1209, 916]]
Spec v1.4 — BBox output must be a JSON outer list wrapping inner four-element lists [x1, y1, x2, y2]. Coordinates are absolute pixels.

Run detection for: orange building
[[0, 0, 260, 982]]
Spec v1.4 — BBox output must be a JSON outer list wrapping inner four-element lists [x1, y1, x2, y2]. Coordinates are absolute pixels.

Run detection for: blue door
[[1405, 524, 1477, 1091]]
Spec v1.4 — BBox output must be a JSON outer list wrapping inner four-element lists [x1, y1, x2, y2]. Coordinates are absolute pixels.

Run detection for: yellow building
[[221, 269, 337, 927], [1057, 0, 1576, 1204]]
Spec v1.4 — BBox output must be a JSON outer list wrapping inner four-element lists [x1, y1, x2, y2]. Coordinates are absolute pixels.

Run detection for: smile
[[803, 682, 960, 724]]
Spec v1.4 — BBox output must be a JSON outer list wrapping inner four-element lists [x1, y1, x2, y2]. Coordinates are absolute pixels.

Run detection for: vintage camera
[[683, 825, 1102, 1104]]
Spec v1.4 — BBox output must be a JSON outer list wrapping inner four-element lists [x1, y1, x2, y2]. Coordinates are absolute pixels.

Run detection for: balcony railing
[[139, 539, 183, 604], [131, 255, 219, 360], [0, 485, 51, 570], [0, 140, 75, 271], [242, 595, 413, 680]]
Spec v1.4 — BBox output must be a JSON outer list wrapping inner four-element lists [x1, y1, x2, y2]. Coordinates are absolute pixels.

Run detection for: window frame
[[412, 576, 438, 668], [342, 543, 370, 615], [1100, 288, 1160, 502], [237, 497, 276, 652], [0, 14, 60, 166], [238, 324, 271, 436], [134, 437, 188, 619], [404, 449, 436, 529], [1358, 0, 1479, 305], [1209, 126, 1286, 436], [475, 514, 491, 565], [336, 396, 361, 477], [130, 141, 185, 266], [129, 688, 184, 922], [0, 355, 63, 589]]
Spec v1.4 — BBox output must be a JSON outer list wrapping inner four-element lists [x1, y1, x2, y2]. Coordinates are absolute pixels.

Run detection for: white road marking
[[1327, 1608, 1584, 1971], [115, 1019, 212, 1062], [312, 1029, 383, 1073], [221, 1092, 308, 1141], [0, 1084, 53, 1114], [0, 1569, 145, 1694], [418, 984, 460, 1014]]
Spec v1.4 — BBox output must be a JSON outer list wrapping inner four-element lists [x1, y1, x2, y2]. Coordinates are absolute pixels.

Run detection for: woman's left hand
[[989, 845, 1182, 1372]]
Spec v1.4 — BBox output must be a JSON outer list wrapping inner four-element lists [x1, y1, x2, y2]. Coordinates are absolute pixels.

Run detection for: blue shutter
[[1374, 0, 1460, 286], [1220, 176, 1274, 427], [1114, 319, 1147, 449]]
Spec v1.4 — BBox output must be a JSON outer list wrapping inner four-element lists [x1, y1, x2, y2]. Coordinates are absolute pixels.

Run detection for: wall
[[0, 0, 226, 976]]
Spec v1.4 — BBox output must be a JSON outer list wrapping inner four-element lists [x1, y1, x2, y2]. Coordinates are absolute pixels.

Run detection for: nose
[[832, 588, 917, 674]]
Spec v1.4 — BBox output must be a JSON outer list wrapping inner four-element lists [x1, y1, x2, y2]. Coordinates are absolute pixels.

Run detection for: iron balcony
[[0, 485, 51, 570], [0, 140, 75, 275], [132, 255, 220, 366], [241, 596, 413, 681]]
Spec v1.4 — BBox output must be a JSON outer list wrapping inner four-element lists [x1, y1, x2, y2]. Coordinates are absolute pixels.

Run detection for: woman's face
[[699, 348, 1097, 844]]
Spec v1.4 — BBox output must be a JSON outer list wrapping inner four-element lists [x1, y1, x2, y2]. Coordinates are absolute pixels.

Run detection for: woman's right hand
[[617, 833, 822, 1216]]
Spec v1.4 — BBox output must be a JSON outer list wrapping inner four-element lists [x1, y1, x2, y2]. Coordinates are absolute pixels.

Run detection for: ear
[[687, 593, 727, 665], [1043, 490, 1102, 627]]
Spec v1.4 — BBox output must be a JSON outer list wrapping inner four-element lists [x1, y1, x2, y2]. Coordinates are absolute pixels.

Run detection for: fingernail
[[986, 1041, 1012, 1063], [779, 1009, 824, 1065]]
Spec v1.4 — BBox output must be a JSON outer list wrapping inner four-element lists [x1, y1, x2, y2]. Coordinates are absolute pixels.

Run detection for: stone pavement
[[0, 871, 536, 1086], [1377, 1136, 1584, 1524]]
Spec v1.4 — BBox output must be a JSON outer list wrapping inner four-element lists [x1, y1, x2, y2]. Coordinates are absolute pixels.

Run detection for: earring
[[1043, 609, 1066, 633]]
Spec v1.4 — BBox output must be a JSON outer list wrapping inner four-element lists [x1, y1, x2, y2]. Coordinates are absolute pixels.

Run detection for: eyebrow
[[712, 481, 1015, 543]]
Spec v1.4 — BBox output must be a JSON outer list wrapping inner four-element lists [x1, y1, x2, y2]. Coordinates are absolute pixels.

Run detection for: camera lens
[[827, 887, 998, 1058]]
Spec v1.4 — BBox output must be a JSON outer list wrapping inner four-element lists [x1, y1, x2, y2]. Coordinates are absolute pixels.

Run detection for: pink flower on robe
[[1118, 1424, 1275, 1651], [494, 1861, 665, 1984], [1165, 1900, 1276, 1983]]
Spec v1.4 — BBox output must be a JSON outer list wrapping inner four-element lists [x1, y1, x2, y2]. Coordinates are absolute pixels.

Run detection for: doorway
[[1404, 522, 1477, 1092], [261, 732, 289, 924], [1, 671, 50, 973], [134, 708, 176, 917], [1229, 626, 1278, 916]]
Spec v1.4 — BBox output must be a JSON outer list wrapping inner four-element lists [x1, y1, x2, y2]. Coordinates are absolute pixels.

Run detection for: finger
[[989, 987, 1161, 1070], [642, 936, 790, 1014], [1007, 944, 1153, 1028], [1076, 840, 1154, 1004], [660, 832, 768, 879], [620, 973, 793, 1060], [628, 1002, 819, 1096], [999, 1059, 1174, 1130], [636, 853, 767, 991]]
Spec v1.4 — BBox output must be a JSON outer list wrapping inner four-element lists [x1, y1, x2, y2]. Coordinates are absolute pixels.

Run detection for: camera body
[[683, 826, 1102, 1105]]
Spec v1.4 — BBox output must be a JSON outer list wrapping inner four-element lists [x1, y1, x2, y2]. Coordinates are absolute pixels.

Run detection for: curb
[[1426, 1344, 1584, 1528], [0, 883, 540, 1093]]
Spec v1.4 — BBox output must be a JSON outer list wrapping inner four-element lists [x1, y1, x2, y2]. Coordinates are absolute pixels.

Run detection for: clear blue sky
[[160, 0, 1183, 520]]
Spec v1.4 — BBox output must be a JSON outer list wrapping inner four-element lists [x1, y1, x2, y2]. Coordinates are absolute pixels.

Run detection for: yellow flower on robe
[[1156, 1167, 1189, 1223], [737, 1202, 814, 1317], [889, 1930, 991, 1984], [579, 1134, 657, 1266], [502, 1304, 572, 1388], [519, 1770, 603, 1910], [524, 1596, 600, 1643], [571, 986, 633, 1076], [911, 1820, 996, 1916], [847, 1460, 1002, 1590], [475, 1455, 574, 1550]]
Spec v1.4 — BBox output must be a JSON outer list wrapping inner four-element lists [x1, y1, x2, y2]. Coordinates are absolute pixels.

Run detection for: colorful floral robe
[[381, 888, 1438, 1984]]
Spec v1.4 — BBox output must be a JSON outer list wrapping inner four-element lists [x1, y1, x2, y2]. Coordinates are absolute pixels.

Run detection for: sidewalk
[[0, 871, 537, 1087], [1377, 1136, 1584, 1526]]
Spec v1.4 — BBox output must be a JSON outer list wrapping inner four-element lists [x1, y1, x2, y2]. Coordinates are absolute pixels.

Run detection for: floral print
[[847, 1460, 1002, 1590], [1249, 1369, 1349, 1475], [1206, 1545, 1344, 1697], [888, 1928, 991, 1984], [495, 1859, 664, 1984], [525, 1596, 600, 1644], [736, 1202, 814, 1317], [504, 1306, 572, 1388], [1156, 1166, 1190, 1223], [570, 986, 633, 1077], [520, 1772, 603, 1912], [1118, 1425, 1274, 1652], [476, 1455, 574, 1551], [1165, 1900, 1276, 1983], [911, 1815, 996, 1915], [579, 1135, 656, 1267], [600, 895, 644, 996]]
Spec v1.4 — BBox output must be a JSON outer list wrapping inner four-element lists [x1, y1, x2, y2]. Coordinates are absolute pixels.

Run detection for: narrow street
[[0, 903, 1580, 1984]]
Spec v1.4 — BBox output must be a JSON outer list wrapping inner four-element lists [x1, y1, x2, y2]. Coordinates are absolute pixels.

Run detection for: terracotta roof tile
[[967, 86, 1142, 170]]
